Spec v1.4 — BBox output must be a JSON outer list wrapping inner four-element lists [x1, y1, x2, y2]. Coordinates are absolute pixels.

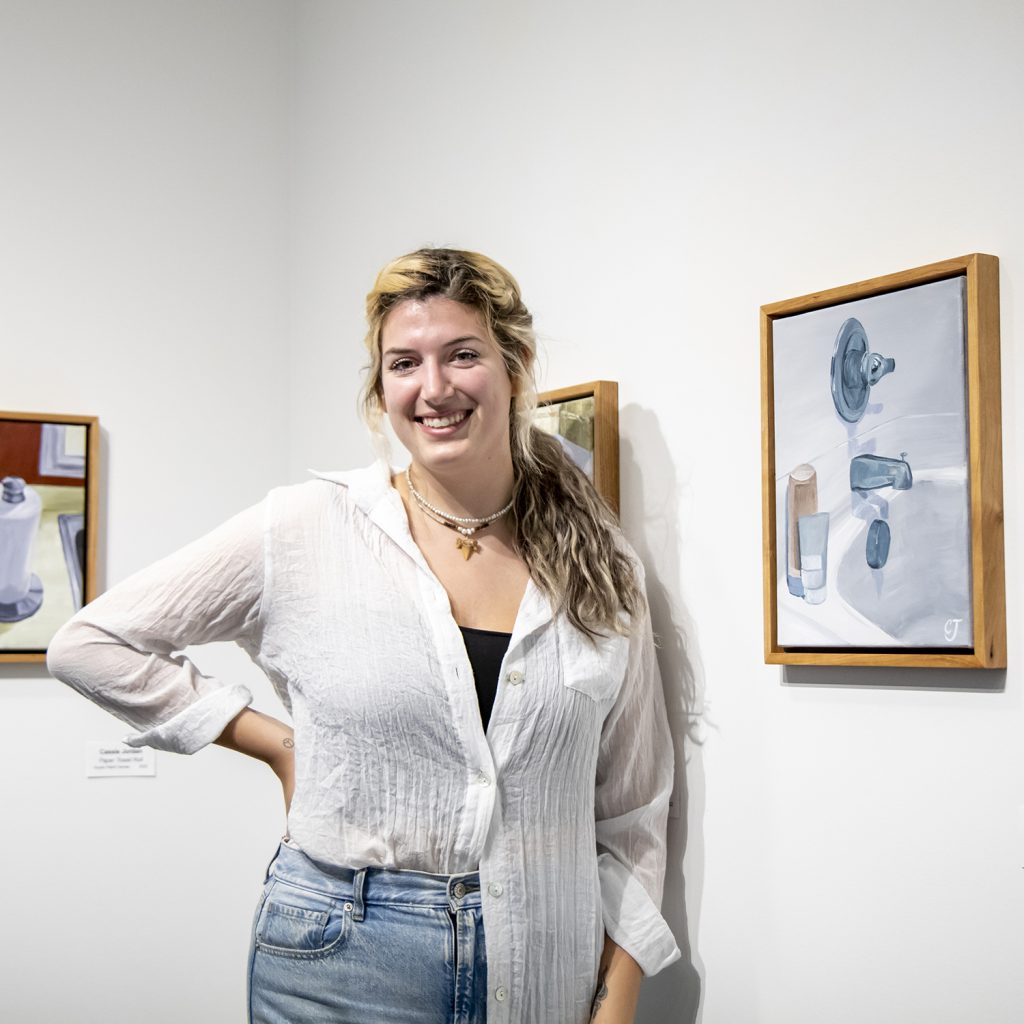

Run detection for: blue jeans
[[248, 842, 487, 1024]]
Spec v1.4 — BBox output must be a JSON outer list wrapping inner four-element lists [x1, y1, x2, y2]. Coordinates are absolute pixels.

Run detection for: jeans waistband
[[267, 841, 482, 913]]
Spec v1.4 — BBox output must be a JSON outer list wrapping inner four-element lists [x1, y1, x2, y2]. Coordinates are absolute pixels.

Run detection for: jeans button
[[453, 882, 467, 898]]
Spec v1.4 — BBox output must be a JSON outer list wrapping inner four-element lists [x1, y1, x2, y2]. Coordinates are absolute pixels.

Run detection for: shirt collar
[[309, 461, 556, 645], [310, 461, 424, 567], [309, 461, 393, 514]]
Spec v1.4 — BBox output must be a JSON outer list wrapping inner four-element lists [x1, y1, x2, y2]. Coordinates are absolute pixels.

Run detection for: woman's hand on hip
[[270, 733, 296, 813]]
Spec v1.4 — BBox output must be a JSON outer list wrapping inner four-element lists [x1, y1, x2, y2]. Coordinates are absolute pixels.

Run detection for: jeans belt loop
[[352, 868, 367, 922], [263, 839, 286, 884]]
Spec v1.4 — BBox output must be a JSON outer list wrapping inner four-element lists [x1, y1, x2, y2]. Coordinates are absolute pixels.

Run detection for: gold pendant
[[456, 536, 480, 560]]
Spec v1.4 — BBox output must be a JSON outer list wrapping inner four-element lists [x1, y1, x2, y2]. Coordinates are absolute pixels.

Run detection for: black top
[[459, 626, 512, 731]]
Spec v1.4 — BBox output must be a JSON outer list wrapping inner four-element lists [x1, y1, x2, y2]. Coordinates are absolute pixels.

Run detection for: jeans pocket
[[254, 880, 349, 959]]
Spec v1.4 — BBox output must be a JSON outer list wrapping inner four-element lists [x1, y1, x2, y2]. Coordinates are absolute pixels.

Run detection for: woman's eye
[[453, 350, 479, 363], [388, 358, 416, 373]]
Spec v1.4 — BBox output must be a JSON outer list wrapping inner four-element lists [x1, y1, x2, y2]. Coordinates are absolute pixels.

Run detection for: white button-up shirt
[[47, 462, 681, 1022]]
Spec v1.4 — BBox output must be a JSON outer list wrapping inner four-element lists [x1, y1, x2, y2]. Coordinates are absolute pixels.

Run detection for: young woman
[[47, 248, 680, 1023]]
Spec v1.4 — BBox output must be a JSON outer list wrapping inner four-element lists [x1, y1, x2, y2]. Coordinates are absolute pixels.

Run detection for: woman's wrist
[[269, 737, 296, 814], [214, 708, 295, 812], [590, 934, 642, 1023]]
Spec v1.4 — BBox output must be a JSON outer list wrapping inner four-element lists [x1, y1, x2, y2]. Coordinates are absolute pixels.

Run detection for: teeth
[[421, 411, 468, 428]]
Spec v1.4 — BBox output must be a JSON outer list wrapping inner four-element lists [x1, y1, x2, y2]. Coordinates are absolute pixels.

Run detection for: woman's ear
[[510, 360, 532, 399]]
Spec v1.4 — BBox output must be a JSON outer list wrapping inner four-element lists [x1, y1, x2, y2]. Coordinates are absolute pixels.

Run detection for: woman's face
[[379, 295, 514, 477]]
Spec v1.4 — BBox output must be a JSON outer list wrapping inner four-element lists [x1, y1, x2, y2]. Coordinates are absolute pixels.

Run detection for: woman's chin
[[410, 445, 517, 484], [405, 439, 470, 472]]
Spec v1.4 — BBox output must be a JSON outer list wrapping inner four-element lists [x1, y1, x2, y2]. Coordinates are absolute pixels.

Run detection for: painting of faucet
[[761, 257, 1004, 664], [849, 453, 912, 492], [830, 318, 896, 422], [849, 453, 912, 571]]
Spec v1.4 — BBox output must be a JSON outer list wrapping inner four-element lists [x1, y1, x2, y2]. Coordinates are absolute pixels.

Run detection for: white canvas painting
[[773, 276, 972, 648]]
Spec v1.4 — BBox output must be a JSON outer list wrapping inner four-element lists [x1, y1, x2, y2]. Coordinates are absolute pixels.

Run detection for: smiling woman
[[46, 247, 680, 1024]]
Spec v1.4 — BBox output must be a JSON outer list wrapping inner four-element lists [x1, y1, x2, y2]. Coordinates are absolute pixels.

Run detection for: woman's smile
[[416, 408, 471, 432]]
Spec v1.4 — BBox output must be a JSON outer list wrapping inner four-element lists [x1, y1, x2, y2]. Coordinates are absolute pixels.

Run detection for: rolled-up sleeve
[[594, 598, 681, 977], [46, 500, 267, 754]]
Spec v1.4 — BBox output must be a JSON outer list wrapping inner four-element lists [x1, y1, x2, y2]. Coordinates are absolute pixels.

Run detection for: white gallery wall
[[3, 1, 1022, 1022], [0, 2, 294, 1020]]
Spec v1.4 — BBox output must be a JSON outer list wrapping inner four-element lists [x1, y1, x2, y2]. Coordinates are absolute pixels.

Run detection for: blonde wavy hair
[[361, 247, 642, 638]]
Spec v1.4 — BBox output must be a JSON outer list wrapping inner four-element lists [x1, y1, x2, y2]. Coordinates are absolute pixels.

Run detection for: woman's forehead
[[381, 296, 490, 348]]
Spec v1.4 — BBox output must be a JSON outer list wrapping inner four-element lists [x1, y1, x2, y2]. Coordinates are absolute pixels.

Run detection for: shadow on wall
[[782, 663, 1006, 692], [620, 404, 705, 1024]]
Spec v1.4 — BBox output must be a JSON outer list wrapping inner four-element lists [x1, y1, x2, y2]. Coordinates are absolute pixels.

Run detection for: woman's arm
[[590, 934, 643, 1023], [214, 708, 295, 812], [47, 500, 268, 754], [592, 578, 682, 979]]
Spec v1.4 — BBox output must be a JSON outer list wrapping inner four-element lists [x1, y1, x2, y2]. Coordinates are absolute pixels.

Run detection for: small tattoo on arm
[[590, 967, 609, 1021], [282, 737, 294, 749]]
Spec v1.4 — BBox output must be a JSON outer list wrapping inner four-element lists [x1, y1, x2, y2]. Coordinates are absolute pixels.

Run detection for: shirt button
[[487, 881, 504, 897], [476, 772, 491, 786], [495, 986, 507, 1002], [453, 882, 467, 898], [506, 669, 524, 685]]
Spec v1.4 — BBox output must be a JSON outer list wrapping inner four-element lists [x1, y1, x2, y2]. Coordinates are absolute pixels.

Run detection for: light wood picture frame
[[761, 254, 1005, 669], [535, 380, 620, 515], [0, 411, 100, 664]]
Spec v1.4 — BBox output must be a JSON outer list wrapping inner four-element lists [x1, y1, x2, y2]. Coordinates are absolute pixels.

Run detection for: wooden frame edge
[[761, 255, 977, 320], [765, 649, 991, 669], [761, 309, 779, 663], [965, 255, 1006, 667]]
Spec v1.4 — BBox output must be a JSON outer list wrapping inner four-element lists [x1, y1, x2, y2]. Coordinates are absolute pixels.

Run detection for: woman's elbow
[[45, 616, 94, 687]]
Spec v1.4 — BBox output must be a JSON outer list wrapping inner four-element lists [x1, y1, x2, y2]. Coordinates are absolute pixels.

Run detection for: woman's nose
[[421, 360, 454, 403]]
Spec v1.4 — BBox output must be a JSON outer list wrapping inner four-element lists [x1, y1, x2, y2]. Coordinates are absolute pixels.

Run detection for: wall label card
[[86, 741, 156, 778]]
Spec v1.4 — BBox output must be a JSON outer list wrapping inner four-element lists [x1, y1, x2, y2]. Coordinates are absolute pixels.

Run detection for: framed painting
[[535, 380, 619, 514], [0, 411, 100, 663], [761, 254, 1005, 668]]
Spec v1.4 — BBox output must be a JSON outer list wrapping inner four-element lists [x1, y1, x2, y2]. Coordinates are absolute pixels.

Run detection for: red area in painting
[[0, 420, 82, 487]]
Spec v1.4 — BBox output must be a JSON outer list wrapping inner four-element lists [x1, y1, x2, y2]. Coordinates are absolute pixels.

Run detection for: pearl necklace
[[405, 466, 514, 561]]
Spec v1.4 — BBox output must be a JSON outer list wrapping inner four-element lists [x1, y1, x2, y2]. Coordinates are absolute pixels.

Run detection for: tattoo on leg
[[590, 967, 609, 1021], [282, 737, 294, 749]]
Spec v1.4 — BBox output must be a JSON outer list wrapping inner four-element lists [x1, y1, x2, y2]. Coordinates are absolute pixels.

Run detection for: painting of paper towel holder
[[0, 411, 100, 664], [760, 254, 1005, 669]]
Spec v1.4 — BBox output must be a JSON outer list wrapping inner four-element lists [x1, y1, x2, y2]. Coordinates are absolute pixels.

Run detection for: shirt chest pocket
[[557, 617, 630, 704]]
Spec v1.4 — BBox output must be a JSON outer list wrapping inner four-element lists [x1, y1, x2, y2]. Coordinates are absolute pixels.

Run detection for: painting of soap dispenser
[[0, 476, 44, 622], [785, 463, 830, 605]]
